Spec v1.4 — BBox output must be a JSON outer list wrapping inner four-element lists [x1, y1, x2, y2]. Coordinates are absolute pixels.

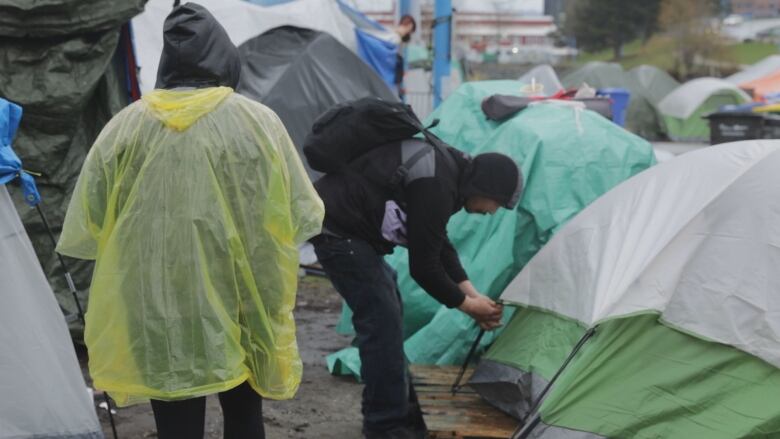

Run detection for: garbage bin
[[705, 112, 765, 145], [596, 88, 630, 127], [762, 114, 780, 139]]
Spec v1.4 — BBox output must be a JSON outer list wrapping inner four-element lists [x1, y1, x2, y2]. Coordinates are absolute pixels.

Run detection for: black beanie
[[461, 153, 523, 209]]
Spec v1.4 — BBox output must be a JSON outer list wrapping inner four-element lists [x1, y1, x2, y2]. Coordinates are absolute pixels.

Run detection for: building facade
[[732, 0, 780, 17]]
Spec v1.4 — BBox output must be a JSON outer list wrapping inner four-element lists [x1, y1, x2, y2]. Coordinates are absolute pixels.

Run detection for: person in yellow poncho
[[56, 3, 324, 438]]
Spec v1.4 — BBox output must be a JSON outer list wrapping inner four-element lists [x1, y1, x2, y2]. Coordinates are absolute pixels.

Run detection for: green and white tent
[[327, 80, 656, 377], [659, 78, 750, 142], [471, 140, 780, 438]]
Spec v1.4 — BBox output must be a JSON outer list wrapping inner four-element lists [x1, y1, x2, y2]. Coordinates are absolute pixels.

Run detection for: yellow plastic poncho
[[57, 87, 324, 406]]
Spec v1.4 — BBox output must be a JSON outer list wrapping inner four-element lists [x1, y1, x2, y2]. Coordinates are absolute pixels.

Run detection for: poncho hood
[[155, 3, 241, 90], [142, 87, 233, 131]]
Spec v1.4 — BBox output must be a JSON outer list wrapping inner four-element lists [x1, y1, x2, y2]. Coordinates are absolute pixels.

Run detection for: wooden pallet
[[411, 365, 520, 439]]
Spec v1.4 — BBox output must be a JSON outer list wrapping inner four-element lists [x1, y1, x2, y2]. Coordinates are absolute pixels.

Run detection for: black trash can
[[762, 114, 780, 139], [705, 112, 765, 145]]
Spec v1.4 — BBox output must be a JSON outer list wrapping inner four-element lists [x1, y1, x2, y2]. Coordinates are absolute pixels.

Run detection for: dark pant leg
[[218, 381, 265, 439], [314, 237, 409, 432], [150, 396, 207, 439]]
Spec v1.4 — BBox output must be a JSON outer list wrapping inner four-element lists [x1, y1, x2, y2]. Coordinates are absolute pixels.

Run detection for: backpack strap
[[388, 140, 434, 186]]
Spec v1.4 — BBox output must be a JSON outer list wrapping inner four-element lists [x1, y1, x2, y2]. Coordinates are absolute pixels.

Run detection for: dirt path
[[87, 275, 364, 439]]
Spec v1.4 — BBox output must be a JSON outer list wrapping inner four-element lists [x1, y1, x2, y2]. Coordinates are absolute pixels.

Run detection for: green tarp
[[0, 0, 146, 326], [328, 80, 655, 378]]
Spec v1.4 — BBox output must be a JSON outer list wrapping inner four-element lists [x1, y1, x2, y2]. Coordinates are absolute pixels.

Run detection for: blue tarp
[[355, 29, 398, 89], [0, 98, 40, 206], [337, 0, 398, 90]]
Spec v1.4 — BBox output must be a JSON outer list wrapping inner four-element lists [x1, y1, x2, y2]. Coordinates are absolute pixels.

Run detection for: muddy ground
[[82, 275, 364, 439]]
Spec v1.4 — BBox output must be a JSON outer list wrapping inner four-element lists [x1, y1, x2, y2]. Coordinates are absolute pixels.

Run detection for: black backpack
[[303, 97, 456, 185]]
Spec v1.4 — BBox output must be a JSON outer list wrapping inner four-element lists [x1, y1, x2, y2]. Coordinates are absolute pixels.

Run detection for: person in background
[[393, 14, 417, 99], [56, 3, 323, 438]]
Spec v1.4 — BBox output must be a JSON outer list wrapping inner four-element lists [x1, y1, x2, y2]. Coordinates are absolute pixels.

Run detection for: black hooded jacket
[[156, 3, 241, 89], [316, 141, 473, 308]]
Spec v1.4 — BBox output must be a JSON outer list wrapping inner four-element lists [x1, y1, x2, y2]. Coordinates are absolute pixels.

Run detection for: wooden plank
[[412, 365, 520, 439]]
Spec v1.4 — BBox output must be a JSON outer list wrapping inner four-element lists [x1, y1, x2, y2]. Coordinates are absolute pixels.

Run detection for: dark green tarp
[[0, 0, 146, 325]]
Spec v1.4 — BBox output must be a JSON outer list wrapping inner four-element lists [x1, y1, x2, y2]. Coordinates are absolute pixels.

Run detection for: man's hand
[[458, 294, 504, 330]]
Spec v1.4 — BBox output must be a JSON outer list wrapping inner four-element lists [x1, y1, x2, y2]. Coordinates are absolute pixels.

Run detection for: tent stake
[[510, 326, 598, 439], [35, 204, 119, 439], [451, 328, 485, 395]]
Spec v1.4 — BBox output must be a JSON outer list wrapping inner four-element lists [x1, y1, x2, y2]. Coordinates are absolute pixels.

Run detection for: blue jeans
[[313, 236, 423, 433]]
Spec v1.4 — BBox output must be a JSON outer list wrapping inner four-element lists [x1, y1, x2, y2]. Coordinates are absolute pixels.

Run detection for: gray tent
[[237, 26, 397, 179], [1, 183, 102, 438], [518, 64, 564, 96], [563, 62, 677, 140], [0, 0, 146, 323], [628, 65, 680, 105]]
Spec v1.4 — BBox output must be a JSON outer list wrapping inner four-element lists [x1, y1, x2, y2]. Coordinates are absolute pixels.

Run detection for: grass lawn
[[573, 38, 777, 72]]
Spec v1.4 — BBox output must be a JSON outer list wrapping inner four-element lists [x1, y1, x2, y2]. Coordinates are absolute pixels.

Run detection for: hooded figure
[[58, 2, 323, 419], [310, 134, 522, 437]]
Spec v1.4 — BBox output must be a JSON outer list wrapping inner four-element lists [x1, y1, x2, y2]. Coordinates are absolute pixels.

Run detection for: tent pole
[[513, 413, 542, 439], [35, 205, 85, 322], [35, 204, 120, 439], [510, 326, 598, 439], [451, 328, 484, 394]]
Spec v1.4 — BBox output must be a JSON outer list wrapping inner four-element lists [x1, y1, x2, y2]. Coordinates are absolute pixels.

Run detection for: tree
[[565, 0, 662, 59], [659, 0, 732, 79]]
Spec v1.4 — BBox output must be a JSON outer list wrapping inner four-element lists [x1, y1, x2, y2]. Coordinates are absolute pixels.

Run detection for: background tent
[[471, 140, 780, 438], [327, 81, 656, 378], [563, 62, 676, 140], [659, 78, 751, 142], [133, 0, 398, 93], [0, 0, 145, 323], [727, 54, 780, 85], [236, 26, 397, 178], [518, 65, 564, 96], [627, 64, 680, 104], [740, 70, 780, 101], [561, 61, 626, 90], [0, 99, 102, 439]]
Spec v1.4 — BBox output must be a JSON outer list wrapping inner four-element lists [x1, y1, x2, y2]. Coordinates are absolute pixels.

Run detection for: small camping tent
[[518, 65, 564, 96], [563, 62, 676, 140], [327, 81, 656, 378], [0, 99, 103, 439], [659, 78, 751, 142], [471, 140, 780, 438], [740, 70, 780, 101], [727, 54, 780, 85], [627, 64, 680, 105], [561, 61, 626, 90], [236, 26, 397, 178]]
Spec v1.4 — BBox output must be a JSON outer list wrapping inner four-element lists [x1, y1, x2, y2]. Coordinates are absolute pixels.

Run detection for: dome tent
[[518, 64, 564, 96], [659, 78, 750, 142], [236, 26, 397, 179], [563, 62, 677, 140], [627, 64, 680, 105], [0, 99, 102, 439], [471, 140, 780, 438]]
